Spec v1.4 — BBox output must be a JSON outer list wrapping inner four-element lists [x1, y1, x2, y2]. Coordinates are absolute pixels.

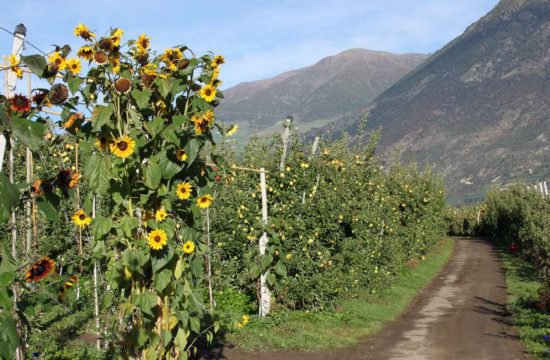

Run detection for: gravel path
[[201, 238, 528, 360]]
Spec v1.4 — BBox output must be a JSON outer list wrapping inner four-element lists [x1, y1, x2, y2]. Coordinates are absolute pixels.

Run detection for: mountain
[[330, 0, 550, 202], [217, 49, 428, 137]]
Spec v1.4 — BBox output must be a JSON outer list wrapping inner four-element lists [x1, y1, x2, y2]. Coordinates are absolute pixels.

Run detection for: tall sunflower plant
[[18, 25, 228, 358]]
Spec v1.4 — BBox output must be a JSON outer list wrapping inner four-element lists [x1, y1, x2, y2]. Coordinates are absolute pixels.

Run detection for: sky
[[0, 0, 499, 89]]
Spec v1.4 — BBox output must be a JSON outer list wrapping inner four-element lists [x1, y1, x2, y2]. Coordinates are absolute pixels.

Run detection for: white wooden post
[[259, 168, 271, 316], [310, 136, 320, 157], [543, 180, 548, 197], [25, 73, 32, 254], [279, 116, 293, 172], [539, 181, 544, 196], [92, 196, 101, 350], [0, 24, 26, 172]]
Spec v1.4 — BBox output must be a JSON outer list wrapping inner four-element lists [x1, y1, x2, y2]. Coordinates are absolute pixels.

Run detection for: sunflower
[[69, 172, 80, 189], [114, 78, 132, 94], [110, 135, 136, 158], [74, 23, 96, 40], [64, 112, 84, 129], [65, 58, 82, 75], [155, 208, 168, 222], [176, 182, 192, 200], [226, 124, 239, 136], [94, 50, 109, 65], [95, 136, 109, 150], [136, 33, 150, 53], [77, 45, 94, 60], [31, 179, 50, 196], [191, 110, 215, 135], [199, 84, 217, 102], [211, 55, 225, 68], [9, 94, 31, 113], [147, 229, 168, 250], [110, 53, 121, 74], [25, 256, 56, 283], [211, 67, 220, 81], [182, 241, 195, 254], [161, 48, 183, 63], [32, 90, 50, 108], [176, 149, 188, 162], [197, 194, 214, 209], [48, 51, 66, 70], [110, 28, 124, 47], [242, 315, 250, 325], [59, 275, 79, 301], [72, 209, 92, 227], [8, 54, 23, 79]]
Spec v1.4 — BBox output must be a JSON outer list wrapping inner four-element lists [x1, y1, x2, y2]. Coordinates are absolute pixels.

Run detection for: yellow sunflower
[[110, 28, 124, 47], [191, 110, 215, 135], [176, 149, 188, 162], [197, 194, 214, 209], [182, 240, 195, 254], [65, 58, 82, 75], [77, 45, 94, 60], [155, 208, 168, 222], [211, 55, 225, 68], [161, 48, 183, 63], [226, 124, 239, 136], [63, 112, 84, 129], [147, 229, 168, 251], [136, 33, 150, 53], [176, 182, 192, 200], [199, 84, 217, 102], [48, 51, 66, 70], [72, 209, 92, 227], [8, 55, 23, 79], [110, 135, 136, 158], [74, 23, 96, 40]]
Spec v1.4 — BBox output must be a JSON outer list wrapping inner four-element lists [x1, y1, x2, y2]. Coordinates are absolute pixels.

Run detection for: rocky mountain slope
[[217, 49, 428, 136], [332, 0, 549, 202]]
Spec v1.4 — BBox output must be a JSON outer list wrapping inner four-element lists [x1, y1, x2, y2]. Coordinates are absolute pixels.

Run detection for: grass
[[226, 237, 455, 351], [500, 250, 550, 358]]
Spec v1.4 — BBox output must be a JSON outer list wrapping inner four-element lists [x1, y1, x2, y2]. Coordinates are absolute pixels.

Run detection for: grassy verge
[[226, 237, 455, 351], [500, 251, 550, 358]]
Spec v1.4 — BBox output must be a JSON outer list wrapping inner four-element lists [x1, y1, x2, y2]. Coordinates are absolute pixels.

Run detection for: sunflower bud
[[98, 38, 114, 51], [94, 51, 108, 65], [178, 59, 190, 70], [115, 78, 132, 94], [48, 84, 69, 105]]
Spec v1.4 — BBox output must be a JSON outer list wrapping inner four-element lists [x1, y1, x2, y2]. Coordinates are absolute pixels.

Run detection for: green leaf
[[274, 261, 287, 277], [21, 54, 46, 77], [84, 153, 112, 194], [174, 258, 185, 280], [154, 269, 172, 293], [260, 254, 274, 271], [0, 313, 20, 359], [68, 77, 83, 95], [0, 173, 19, 224], [131, 88, 152, 109], [92, 216, 113, 239], [184, 138, 202, 165], [10, 117, 45, 151], [0, 242, 17, 274], [151, 246, 174, 273], [146, 117, 165, 137], [190, 258, 203, 277], [118, 216, 139, 237], [189, 316, 201, 333], [174, 328, 188, 353], [135, 292, 158, 316], [36, 193, 59, 221], [123, 249, 148, 275], [91, 104, 114, 130], [266, 272, 276, 286], [153, 151, 181, 179], [0, 275, 13, 309], [161, 124, 180, 145], [144, 161, 162, 189], [156, 78, 173, 98]]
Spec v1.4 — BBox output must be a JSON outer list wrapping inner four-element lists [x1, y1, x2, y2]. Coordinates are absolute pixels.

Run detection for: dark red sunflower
[[9, 94, 31, 113], [32, 90, 50, 108], [25, 256, 56, 282], [55, 168, 72, 188], [31, 178, 53, 196]]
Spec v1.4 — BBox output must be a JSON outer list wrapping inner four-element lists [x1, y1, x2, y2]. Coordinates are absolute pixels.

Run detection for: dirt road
[[204, 238, 528, 360]]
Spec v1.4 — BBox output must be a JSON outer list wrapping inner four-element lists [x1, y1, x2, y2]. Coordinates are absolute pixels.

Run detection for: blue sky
[[0, 0, 499, 89]]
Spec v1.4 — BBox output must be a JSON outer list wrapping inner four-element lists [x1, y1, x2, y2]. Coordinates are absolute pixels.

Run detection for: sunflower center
[[205, 89, 212, 96], [117, 141, 128, 151], [79, 214, 86, 220], [32, 264, 45, 275], [154, 235, 161, 243]]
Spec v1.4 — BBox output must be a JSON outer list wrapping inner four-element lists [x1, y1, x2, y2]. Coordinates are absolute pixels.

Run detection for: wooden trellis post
[[25, 72, 33, 254], [279, 116, 293, 171], [543, 180, 548, 197], [229, 164, 272, 316], [92, 196, 101, 350], [258, 167, 271, 317]]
